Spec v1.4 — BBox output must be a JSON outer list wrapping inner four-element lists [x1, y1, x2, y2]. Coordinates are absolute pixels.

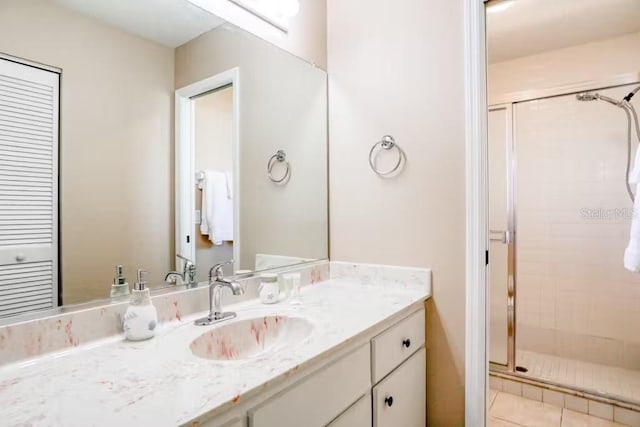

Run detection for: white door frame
[[175, 68, 241, 272], [465, 0, 489, 425]]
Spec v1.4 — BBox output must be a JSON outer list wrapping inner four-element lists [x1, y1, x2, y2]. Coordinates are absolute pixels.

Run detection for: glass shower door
[[488, 105, 515, 369], [511, 84, 640, 402]]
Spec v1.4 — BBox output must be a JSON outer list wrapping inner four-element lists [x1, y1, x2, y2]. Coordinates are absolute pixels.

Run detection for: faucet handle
[[177, 254, 196, 278], [186, 263, 197, 284], [177, 253, 194, 266], [209, 260, 234, 281]]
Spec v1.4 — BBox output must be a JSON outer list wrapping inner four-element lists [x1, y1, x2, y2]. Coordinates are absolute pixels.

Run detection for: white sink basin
[[190, 315, 313, 361]]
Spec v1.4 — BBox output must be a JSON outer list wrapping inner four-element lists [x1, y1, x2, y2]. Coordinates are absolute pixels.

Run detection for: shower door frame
[[488, 103, 517, 373]]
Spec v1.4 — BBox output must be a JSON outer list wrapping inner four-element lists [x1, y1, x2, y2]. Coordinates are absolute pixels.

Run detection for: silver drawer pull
[[15, 253, 26, 262]]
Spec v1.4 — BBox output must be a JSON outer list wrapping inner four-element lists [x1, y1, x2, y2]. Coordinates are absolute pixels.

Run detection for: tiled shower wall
[[515, 84, 640, 370]]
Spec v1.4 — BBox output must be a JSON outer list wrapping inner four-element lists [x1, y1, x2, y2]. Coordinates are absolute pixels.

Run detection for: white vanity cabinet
[[201, 307, 427, 427]]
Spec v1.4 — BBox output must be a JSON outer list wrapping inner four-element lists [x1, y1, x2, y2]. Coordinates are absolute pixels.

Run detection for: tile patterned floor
[[490, 392, 625, 427], [516, 351, 640, 404]]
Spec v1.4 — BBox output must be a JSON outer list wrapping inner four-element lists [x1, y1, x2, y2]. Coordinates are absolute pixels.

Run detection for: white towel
[[200, 171, 233, 245], [624, 147, 640, 271], [225, 171, 233, 199]]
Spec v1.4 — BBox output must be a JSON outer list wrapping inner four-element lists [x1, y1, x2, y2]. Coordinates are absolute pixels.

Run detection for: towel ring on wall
[[267, 150, 291, 183], [369, 135, 406, 177]]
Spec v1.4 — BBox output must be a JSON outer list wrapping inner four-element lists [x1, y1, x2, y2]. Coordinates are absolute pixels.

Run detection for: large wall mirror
[[0, 0, 328, 320]]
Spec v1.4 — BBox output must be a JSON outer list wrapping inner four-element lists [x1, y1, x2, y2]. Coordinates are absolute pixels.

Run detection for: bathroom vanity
[[205, 301, 426, 427], [240, 309, 426, 427], [0, 263, 430, 427]]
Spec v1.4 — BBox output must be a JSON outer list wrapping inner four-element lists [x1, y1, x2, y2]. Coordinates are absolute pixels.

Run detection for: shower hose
[[623, 95, 640, 203]]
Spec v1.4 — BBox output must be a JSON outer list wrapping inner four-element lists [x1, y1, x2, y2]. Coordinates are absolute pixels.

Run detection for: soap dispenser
[[123, 269, 158, 341], [109, 265, 130, 298]]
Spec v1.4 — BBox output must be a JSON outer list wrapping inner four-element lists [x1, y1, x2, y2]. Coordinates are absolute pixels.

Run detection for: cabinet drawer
[[371, 309, 425, 383], [249, 343, 371, 427], [373, 347, 426, 427], [327, 393, 371, 427]]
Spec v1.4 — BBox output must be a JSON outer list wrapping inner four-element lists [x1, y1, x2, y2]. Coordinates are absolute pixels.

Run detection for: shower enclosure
[[489, 82, 640, 404]]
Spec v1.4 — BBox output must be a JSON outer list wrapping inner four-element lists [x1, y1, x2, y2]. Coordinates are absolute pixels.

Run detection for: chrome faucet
[[164, 254, 197, 287], [195, 260, 244, 326]]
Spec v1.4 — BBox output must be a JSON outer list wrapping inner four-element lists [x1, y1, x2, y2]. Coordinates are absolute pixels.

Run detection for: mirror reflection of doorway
[[175, 69, 240, 282], [192, 86, 235, 282]]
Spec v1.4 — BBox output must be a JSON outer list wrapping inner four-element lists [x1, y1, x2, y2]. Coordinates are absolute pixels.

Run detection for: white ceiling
[[54, 0, 226, 48], [487, 0, 640, 63]]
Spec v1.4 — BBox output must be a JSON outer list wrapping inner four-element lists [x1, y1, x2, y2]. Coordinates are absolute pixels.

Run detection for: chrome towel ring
[[369, 135, 406, 177], [267, 149, 291, 183]]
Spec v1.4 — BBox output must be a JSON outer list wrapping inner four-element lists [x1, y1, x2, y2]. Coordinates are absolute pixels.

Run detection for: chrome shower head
[[576, 92, 622, 107], [576, 92, 599, 101]]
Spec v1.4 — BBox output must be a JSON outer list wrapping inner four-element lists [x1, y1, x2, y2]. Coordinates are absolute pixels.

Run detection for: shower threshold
[[490, 350, 640, 409]]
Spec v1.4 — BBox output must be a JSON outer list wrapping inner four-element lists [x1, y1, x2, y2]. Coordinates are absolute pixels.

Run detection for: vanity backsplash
[[330, 261, 432, 289], [0, 262, 329, 367]]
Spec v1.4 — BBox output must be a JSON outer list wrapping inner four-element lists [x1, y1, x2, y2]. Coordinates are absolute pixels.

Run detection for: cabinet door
[[249, 343, 371, 427], [327, 393, 371, 427], [373, 347, 426, 427]]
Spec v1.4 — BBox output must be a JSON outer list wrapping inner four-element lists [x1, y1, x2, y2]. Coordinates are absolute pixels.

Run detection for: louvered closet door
[[0, 58, 59, 317]]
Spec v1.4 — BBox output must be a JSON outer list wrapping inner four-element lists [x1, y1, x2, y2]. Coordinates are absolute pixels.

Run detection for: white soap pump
[[109, 265, 130, 298], [122, 269, 158, 341]]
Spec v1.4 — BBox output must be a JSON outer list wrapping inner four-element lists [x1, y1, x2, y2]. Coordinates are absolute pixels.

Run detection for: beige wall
[[0, 0, 175, 303], [489, 31, 640, 104], [187, 0, 327, 69], [327, 0, 466, 424], [193, 87, 234, 282], [176, 24, 328, 272]]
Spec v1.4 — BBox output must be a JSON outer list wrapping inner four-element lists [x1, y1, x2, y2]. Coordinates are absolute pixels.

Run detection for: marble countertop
[[0, 278, 429, 427]]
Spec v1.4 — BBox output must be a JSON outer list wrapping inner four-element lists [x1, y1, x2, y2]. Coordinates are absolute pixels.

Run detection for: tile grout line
[[491, 413, 528, 427]]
